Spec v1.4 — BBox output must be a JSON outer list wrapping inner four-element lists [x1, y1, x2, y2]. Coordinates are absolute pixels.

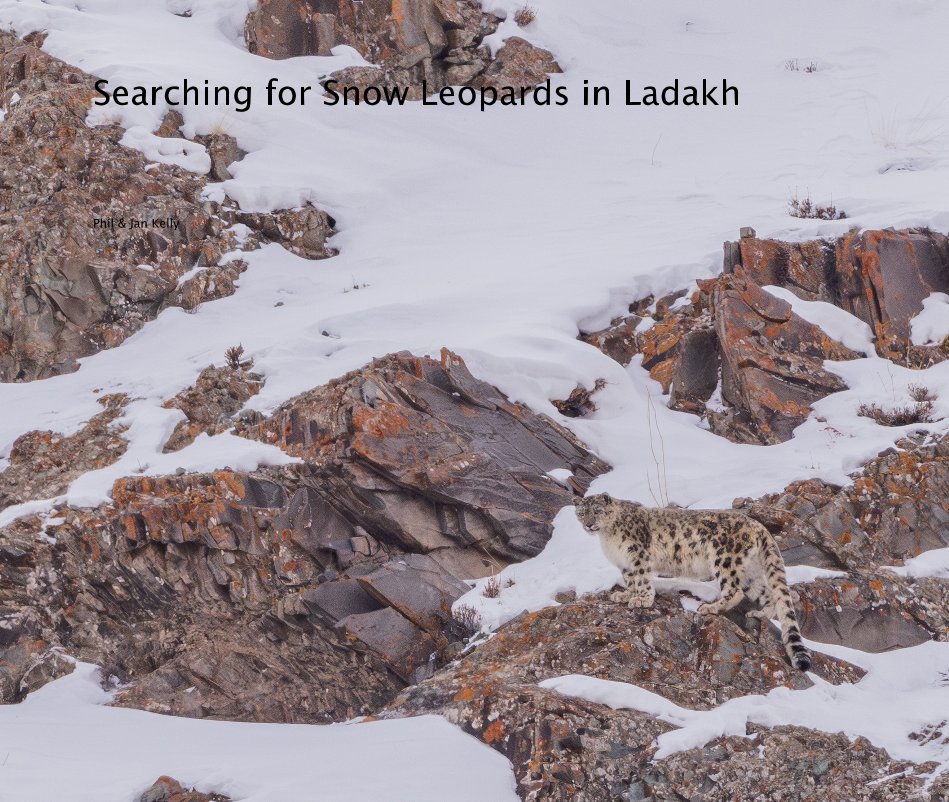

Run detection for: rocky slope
[[1, 19, 948, 802], [0, 31, 335, 382], [0, 350, 605, 721]]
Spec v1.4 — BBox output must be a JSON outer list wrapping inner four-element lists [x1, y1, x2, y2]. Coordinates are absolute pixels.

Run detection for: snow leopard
[[575, 493, 812, 671]]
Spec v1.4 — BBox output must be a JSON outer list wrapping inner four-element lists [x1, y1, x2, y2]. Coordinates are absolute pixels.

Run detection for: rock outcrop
[[239, 349, 605, 569], [0, 350, 606, 720], [385, 435, 949, 799], [726, 227, 949, 365], [162, 363, 264, 452], [583, 227, 948, 444], [647, 726, 932, 802], [583, 273, 860, 444], [0, 32, 335, 383], [386, 594, 873, 801], [736, 433, 949, 652], [712, 267, 860, 443], [0, 393, 128, 510], [244, 0, 561, 98], [139, 776, 229, 802]]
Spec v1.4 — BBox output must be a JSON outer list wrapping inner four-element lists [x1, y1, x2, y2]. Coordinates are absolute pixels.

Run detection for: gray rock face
[[0, 350, 606, 721], [729, 228, 949, 365], [244, 0, 561, 98], [735, 435, 949, 653], [239, 349, 607, 571]]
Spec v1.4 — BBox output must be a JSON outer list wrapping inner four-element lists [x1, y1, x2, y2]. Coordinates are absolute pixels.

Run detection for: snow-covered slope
[[1, 0, 948, 798]]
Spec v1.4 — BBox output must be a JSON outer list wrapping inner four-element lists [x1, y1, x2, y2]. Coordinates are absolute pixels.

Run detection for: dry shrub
[[482, 575, 501, 599], [785, 59, 818, 73], [788, 194, 847, 220], [514, 5, 536, 26], [453, 604, 481, 632], [224, 344, 253, 371], [858, 386, 935, 426]]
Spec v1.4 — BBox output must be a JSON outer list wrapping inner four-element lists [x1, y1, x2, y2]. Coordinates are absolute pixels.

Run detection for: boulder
[[139, 776, 230, 802], [471, 37, 562, 90], [711, 267, 861, 443], [244, 0, 560, 97]]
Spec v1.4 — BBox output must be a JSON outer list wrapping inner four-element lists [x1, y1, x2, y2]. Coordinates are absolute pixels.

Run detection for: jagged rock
[[0, 350, 606, 720], [733, 434, 949, 652], [162, 365, 264, 452], [0, 393, 128, 510], [739, 436, 949, 573], [587, 228, 949, 445], [728, 228, 949, 364], [795, 573, 943, 652], [583, 274, 859, 444], [194, 132, 245, 182], [710, 267, 861, 443], [386, 594, 862, 800], [240, 349, 607, 573], [139, 776, 230, 802], [579, 315, 642, 366], [237, 205, 337, 260], [244, 0, 560, 97], [471, 36, 562, 90], [0, 32, 335, 383], [647, 726, 931, 802]]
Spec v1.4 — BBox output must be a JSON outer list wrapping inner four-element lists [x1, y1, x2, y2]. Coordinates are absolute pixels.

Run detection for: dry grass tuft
[[858, 386, 935, 426], [788, 193, 847, 220], [514, 5, 536, 26], [482, 575, 501, 599], [453, 604, 481, 632]]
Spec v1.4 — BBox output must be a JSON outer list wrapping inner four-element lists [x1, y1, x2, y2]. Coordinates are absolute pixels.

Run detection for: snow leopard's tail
[[760, 532, 812, 672]]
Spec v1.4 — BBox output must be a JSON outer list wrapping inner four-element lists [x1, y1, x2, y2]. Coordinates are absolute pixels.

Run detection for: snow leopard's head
[[575, 492, 614, 534]]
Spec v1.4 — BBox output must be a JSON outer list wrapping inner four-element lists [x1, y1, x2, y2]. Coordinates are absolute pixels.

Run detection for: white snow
[[911, 292, 949, 346], [0, 663, 518, 802], [885, 546, 949, 580], [0, 0, 947, 795], [763, 285, 876, 356], [541, 639, 949, 773], [785, 565, 848, 585]]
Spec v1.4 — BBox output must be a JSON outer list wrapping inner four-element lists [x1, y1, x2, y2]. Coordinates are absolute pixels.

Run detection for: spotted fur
[[575, 493, 811, 672]]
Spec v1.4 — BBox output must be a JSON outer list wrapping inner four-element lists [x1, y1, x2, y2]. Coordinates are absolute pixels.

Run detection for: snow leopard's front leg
[[611, 552, 655, 608]]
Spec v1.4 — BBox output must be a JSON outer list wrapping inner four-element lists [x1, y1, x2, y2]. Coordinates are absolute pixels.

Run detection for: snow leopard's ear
[[601, 492, 612, 502]]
